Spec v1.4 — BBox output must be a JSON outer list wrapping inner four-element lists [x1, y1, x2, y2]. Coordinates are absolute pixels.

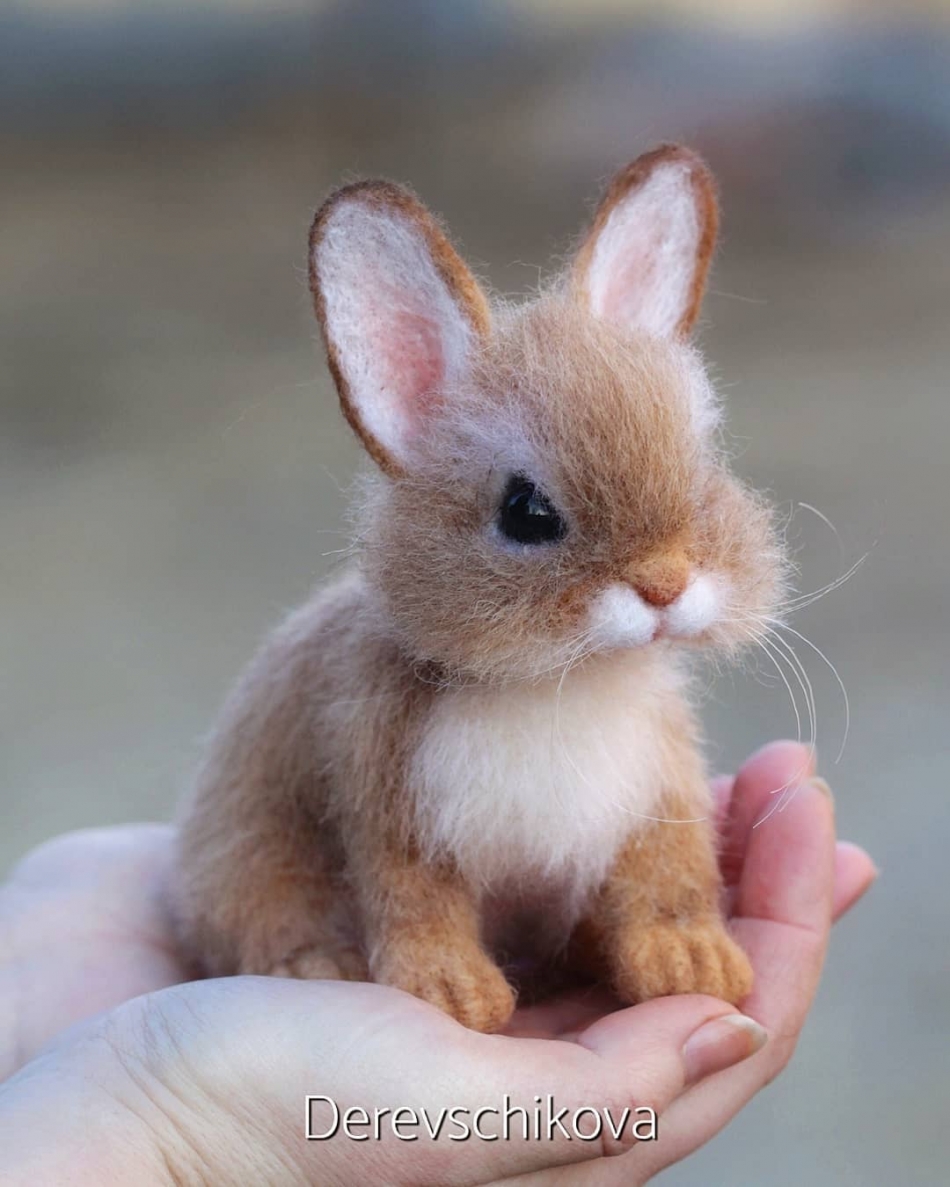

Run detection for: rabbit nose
[[628, 549, 691, 608]]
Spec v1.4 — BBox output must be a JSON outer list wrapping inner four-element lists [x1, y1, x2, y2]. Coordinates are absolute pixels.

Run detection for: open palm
[[0, 741, 874, 1185]]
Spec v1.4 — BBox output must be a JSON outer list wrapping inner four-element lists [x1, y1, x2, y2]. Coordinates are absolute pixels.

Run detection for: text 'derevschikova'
[[306, 1095, 659, 1143]]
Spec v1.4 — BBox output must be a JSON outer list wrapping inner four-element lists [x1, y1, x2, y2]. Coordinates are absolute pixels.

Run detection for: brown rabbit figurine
[[172, 145, 785, 1033]]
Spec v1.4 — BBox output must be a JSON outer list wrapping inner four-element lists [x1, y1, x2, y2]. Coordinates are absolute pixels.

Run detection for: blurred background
[[2, 0, 948, 1181]]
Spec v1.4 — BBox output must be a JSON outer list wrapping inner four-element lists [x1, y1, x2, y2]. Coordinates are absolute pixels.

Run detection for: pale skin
[[0, 742, 876, 1185]]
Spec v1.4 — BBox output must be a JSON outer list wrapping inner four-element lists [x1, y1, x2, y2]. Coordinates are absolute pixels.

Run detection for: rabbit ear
[[573, 145, 718, 340], [309, 181, 490, 476]]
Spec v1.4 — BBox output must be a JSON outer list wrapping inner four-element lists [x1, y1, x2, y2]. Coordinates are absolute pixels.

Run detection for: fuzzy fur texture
[[172, 145, 786, 1032]]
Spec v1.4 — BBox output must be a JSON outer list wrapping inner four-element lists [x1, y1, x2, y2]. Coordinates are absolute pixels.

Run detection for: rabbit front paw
[[611, 918, 753, 1005], [372, 938, 516, 1032]]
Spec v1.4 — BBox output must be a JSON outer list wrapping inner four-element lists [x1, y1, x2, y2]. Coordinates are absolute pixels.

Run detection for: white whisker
[[774, 552, 869, 614], [728, 617, 817, 825], [797, 501, 844, 556], [768, 619, 850, 764], [764, 627, 818, 760], [750, 628, 804, 748]]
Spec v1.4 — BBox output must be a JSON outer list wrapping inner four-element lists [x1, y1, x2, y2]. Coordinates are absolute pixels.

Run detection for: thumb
[[448, 994, 767, 1180]]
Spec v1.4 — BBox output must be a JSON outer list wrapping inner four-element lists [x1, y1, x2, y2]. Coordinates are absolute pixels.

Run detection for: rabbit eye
[[498, 476, 567, 545]]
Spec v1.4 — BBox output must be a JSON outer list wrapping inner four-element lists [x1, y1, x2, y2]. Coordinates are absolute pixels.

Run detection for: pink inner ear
[[600, 242, 664, 330], [316, 195, 477, 468], [586, 162, 702, 339], [352, 287, 448, 454], [380, 307, 445, 427]]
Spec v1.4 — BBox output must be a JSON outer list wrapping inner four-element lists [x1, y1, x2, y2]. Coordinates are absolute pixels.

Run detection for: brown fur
[[575, 705, 752, 1004], [172, 147, 784, 1031]]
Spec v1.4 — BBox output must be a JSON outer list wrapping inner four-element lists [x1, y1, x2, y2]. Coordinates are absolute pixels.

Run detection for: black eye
[[498, 475, 567, 545]]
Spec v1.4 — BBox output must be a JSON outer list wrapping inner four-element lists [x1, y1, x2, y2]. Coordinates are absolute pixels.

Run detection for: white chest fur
[[410, 651, 688, 911]]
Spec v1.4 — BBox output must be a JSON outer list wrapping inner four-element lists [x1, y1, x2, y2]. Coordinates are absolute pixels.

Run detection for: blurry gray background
[[2, 1, 949, 1182]]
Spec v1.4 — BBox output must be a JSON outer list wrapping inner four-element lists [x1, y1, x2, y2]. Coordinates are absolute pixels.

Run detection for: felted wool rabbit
[[173, 144, 784, 1033]]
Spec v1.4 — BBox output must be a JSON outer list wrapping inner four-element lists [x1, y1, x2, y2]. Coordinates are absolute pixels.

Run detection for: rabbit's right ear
[[309, 181, 490, 476]]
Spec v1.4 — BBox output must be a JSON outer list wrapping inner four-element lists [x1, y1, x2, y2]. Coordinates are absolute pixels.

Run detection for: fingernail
[[683, 1014, 768, 1085], [810, 777, 834, 808]]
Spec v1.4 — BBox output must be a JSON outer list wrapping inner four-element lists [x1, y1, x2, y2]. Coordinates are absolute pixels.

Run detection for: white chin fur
[[589, 573, 724, 649]]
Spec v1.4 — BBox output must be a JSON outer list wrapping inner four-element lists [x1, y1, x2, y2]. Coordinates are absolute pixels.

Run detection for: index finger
[[719, 740, 816, 888], [732, 776, 836, 1030], [723, 777, 837, 1101]]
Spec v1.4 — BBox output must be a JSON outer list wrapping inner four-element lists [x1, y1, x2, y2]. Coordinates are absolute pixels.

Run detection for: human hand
[[0, 741, 875, 1184]]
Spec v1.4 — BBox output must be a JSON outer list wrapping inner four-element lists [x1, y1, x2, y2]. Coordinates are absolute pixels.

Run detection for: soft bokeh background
[[3, 0, 948, 1181]]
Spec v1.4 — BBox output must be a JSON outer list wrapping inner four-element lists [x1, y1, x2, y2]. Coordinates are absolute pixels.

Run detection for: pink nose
[[636, 580, 684, 608], [628, 549, 690, 608]]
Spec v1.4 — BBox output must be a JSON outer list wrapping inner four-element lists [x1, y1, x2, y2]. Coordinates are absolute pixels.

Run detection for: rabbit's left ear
[[573, 144, 718, 340]]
